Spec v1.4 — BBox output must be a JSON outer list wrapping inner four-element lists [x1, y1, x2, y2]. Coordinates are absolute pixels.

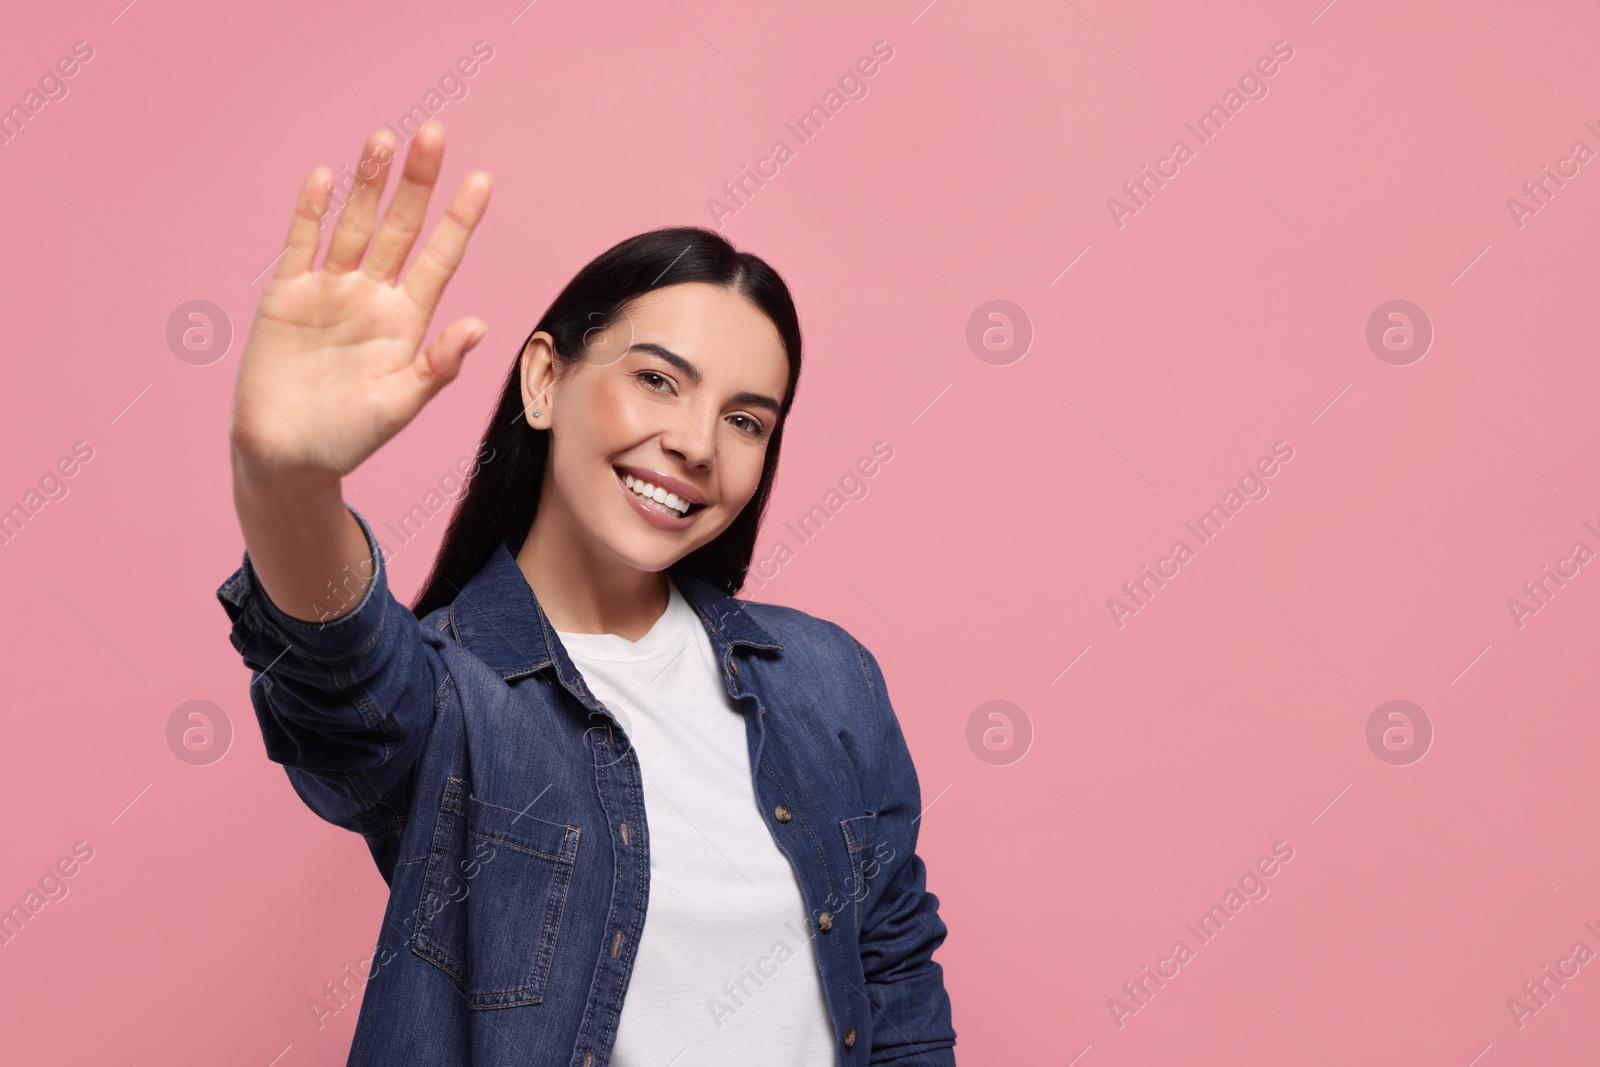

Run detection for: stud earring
[[531, 409, 541, 417]]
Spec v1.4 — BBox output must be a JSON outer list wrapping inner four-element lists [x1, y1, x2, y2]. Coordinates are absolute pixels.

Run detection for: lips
[[612, 464, 706, 506], [613, 465, 708, 530]]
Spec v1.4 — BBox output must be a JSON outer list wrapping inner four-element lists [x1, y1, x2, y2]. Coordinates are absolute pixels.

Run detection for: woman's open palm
[[229, 122, 494, 479]]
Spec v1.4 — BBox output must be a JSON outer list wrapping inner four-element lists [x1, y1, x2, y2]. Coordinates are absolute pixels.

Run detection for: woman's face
[[521, 281, 790, 574]]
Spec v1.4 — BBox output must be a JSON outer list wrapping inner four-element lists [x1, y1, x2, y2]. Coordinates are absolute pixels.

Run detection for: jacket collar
[[446, 539, 783, 685]]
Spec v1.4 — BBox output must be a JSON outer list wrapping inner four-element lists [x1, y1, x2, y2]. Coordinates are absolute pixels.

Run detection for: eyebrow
[[626, 342, 784, 414]]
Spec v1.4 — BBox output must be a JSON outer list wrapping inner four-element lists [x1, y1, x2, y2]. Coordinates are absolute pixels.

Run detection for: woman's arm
[[216, 501, 440, 880], [848, 635, 959, 1065], [218, 121, 492, 877], [230, 460, 371, 626]]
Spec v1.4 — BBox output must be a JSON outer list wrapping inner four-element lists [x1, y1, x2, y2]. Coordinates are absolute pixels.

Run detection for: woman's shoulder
[[736, 596, 887, 704], [738, 594, 861, 650], [736, 596, 919, 806]]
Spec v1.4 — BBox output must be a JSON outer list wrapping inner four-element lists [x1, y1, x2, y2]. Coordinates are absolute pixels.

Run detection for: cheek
[[576, 375, 653, 453], [588, 375, 635, 431], [719, 444, 769, 511], [548, 383, 620, 490]]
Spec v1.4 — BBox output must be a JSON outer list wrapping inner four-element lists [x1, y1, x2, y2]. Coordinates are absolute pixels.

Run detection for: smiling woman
[[407, 244, 802, 631], [216, 120, 956, 1066]]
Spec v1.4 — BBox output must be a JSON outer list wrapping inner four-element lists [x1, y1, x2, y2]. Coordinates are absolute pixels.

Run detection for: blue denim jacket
[[214, 505, 956, 1066]]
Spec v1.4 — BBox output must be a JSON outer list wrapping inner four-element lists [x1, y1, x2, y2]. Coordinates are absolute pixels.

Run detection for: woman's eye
[[634, 369, 764, 437], [728, 414, 767, 438]]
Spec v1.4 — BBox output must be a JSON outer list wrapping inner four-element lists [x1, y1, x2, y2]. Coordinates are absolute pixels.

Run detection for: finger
[[363, 122, 446, 285], [322, 128, 398, 274], [405, 318, 489, 409], [273, 166, 334, 280], [401, 170, 493, 313]]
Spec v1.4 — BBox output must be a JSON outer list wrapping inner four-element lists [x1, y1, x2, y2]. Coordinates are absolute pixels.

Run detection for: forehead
[[619, 283, 787, 377]]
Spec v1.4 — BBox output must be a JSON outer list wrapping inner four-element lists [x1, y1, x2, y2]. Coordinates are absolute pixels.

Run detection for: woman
[[216, 120, 956, 1066]]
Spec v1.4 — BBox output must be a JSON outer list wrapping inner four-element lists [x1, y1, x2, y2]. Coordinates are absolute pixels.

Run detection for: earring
[[531, 409, 541, 417]]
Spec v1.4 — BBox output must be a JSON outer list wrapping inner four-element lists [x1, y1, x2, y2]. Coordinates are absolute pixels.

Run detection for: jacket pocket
[[412, 777, 581, 1008], [839, 811, 879, 921]]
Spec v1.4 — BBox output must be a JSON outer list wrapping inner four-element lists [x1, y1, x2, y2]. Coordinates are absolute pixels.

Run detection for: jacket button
[[774, 804, 792, 823], [818, 911, 834, 932], [844, 1027, 856, 1049]]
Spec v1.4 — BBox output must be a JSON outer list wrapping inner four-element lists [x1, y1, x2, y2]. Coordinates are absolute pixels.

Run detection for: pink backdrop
[[2, 0, 1597, 1063]]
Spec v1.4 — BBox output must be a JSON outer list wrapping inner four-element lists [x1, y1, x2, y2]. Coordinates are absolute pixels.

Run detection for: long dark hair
[[409, 225, 803, 620]]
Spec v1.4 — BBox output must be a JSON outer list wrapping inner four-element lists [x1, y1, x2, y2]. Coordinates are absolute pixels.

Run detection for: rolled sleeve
[[215, 504, 445, 878], [216, 503, 389, 660]]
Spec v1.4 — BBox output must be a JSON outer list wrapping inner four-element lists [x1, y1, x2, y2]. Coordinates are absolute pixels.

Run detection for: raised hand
[[228, 121, 493, 481], [226, 122, 493, 623]]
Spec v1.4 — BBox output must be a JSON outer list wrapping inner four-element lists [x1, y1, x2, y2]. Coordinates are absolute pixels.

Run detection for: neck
[[514, 485, 669, 641]]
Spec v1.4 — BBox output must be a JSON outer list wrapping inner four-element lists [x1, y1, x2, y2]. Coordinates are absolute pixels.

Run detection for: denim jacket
[[214, 505, 956, 1066]]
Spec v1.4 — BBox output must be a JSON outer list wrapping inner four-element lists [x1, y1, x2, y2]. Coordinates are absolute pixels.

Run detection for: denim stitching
[[526, 827, 577, 1002], [343, 768, 381, 814], [470, 827, 577, 864], [413, 777, 467, 983], [433, 669, 457, 716], [362, 814, 407, 845], [248, 586, 390, 669], [848, 633, 882, 704], [260, 565, 386, 638], [464, 809, 575, 1006], [841, 813, 877, 854], [414, 778, 578, 1008], [840, 814, 878, 937], [592, 743, 649, 1060]]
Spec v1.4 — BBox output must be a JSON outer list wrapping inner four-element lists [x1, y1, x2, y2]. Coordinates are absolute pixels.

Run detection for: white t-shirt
[[555, 577, 835, 1067]]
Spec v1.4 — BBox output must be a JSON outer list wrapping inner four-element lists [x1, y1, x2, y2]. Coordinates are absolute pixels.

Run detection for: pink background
[[2, 0, 1598, 1063]]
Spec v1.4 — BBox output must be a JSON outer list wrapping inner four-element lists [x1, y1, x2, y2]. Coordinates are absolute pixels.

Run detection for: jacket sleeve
[[848, 634, 958, 1065], [214, 503, 448, 881]]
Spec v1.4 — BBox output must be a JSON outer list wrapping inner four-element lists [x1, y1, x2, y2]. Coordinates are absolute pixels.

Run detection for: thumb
[[413, 318, 488, 399]]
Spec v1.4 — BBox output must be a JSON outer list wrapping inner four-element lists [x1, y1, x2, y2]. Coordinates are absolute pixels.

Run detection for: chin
[[601, 532, 698, 574]]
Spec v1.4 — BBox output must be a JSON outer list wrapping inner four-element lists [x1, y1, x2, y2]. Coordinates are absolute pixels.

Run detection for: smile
[[615, 467, 706, 520]]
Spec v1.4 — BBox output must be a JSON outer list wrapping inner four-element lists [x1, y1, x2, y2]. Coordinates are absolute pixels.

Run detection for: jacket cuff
[[215, 503, 392, 662]]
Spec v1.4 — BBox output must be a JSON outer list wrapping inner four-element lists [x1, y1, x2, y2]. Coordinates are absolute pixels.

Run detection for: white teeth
[[622, 472, 690, 516]]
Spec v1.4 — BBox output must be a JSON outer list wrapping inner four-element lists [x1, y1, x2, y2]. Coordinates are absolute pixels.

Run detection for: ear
[[519, 332, 557, 428]]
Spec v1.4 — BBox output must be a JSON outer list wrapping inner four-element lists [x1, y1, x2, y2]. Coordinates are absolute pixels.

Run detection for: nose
[[659, 399, 719, 470]]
